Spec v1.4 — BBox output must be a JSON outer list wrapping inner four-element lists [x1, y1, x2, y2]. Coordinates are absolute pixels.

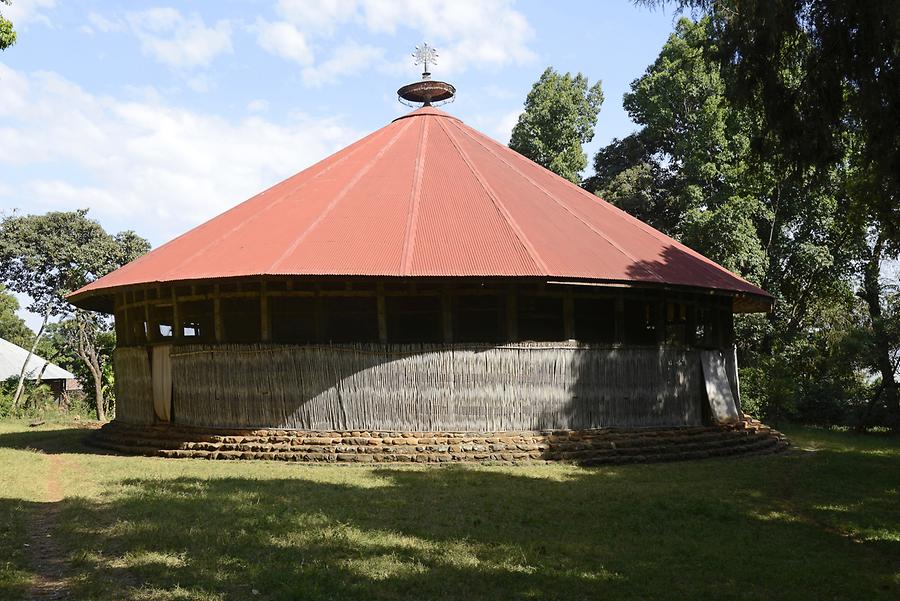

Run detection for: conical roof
[[69, 106, 771, 311]]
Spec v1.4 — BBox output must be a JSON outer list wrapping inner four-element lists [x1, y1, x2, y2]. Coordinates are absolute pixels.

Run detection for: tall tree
[[591, 17, 863, 424], [0, 210, 149, 417], [594, 18, 770, 280], [638, 0, 900, 426], [509, 67, 604, 183], [0, 0, 15, 51], [58, 311, 118, 421], [0, 285, 32, 348], [638, 1, 899, 237]]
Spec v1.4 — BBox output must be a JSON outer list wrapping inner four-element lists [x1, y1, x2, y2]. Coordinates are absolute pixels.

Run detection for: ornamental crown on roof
[[398, 43, 456, 107], [412, 43, 439, 79]]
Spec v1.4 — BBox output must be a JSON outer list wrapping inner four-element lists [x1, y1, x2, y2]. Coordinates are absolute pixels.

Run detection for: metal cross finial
[[412, 43, 438, 79]]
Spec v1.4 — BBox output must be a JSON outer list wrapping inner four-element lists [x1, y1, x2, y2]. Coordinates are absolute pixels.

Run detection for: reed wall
[[114, 342, 712, 430], [113, 347, 155, 424]]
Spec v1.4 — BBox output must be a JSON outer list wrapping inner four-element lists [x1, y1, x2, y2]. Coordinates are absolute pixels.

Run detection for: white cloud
[[247, 99, 270, 112], [469, 108, 522, 144], [275, 0, 358, 34], [25, 180, 127, 216], [259, 0, 534, 83], [302, 41, 384, 87], [87, 12, 125, 33], [0, 63, 361, 244], [1, 0, 56, 27], [496, 109, 522, 143], [254, 19, 313, 66], [126, 8, 233, 69], [361, 0, 535, 75]]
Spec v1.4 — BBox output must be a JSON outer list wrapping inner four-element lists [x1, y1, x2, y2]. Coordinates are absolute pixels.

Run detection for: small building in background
[[0, 337, 79, 400]]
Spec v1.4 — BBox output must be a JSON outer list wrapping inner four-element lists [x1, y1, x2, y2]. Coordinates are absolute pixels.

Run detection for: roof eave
[[67, 274, 774, 315]]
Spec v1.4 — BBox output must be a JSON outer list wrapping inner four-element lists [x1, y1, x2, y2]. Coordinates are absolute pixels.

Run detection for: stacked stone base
[[89, 418, 788, 465]]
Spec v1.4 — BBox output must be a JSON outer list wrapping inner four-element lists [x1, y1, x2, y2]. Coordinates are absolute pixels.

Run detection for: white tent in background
[[0, 337, 78, 398]]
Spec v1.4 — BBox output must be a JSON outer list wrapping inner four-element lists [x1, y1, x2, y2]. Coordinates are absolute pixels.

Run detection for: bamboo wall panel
[[156, 343, 706, 431], [113, 347, 155, 424]]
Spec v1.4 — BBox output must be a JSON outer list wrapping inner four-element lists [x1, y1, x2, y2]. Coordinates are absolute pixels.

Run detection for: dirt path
[[24, 454, 73, 601]]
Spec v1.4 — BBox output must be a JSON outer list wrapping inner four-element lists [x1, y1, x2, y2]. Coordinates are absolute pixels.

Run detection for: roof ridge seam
[[269, 118, 417, 272], [156, 121, 400, 282], [400, 117, 429, 275], [436, 117, 549, 275], [453, 121, 667, 284]]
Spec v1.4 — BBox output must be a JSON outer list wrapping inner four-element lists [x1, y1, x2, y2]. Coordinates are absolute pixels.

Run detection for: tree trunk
[[92, 366, 106, 422], [858, 235, 899, 430], [12, 309, 50, 408], [74, 311, 107, 421]]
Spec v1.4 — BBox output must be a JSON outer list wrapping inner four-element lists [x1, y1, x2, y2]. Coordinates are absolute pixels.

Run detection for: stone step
[[545, 434, 777, 461], [97, 425, 762, 448], [94, 431, 767, 455], [88, 419, 789, 465]]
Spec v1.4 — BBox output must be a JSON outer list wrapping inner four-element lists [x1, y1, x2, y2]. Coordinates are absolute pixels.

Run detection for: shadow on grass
[[2, 427, 898, 600], [0, 426, 108, 456], [52, 456, 900, 600], [0, 499, 33, 601]]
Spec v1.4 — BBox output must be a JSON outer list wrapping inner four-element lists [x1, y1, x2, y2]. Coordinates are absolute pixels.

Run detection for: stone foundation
[[90, 418, 788, 465]]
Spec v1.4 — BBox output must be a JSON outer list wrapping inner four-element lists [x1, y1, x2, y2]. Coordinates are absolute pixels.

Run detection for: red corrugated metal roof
[[69, 106, 771, 305]]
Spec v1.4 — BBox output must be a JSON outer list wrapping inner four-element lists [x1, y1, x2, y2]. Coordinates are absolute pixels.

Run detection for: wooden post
[[377, 283, 388, 344], [314, 293, 325, 342], [724, 308, 735, 349], [613, 297, 625, 344], [171, 287, 181, 341], [655, 299, 666, 345], [686, 302, 697, 347], [213, 285, 223, 343], [505, 289, 518, 342], [442, 286, 453, 343], [563, 293, 575, 340], [144, 302, 152, 343], [260, 282, 271, 342]]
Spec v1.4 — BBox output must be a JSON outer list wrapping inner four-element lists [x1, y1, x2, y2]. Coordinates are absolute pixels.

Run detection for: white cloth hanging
[[151, 345, 172, 421], [701, 350, 740, 424]]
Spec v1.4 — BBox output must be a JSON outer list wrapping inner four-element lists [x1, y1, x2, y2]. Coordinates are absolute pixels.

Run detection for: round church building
[[71, 62, 786, 463]]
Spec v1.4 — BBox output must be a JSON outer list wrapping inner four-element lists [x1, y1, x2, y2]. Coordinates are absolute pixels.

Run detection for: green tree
[[50, 312, 118, 419], [592, 17, 866, 425], [509, 67, 604, 183], [584, 134, 676, 233], [0, 1, 15, 51], [0, 210, 150, 418], [639, 0, 900, 427], [0, 284, 32, 348], [594, 18, 769, 278]]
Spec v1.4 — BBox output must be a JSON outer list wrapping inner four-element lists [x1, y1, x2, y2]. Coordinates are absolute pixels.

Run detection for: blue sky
[[1, 0, 683, 326]]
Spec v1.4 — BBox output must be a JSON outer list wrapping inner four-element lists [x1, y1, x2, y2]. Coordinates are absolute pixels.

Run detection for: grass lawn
[[0, 421, 897, 601]]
